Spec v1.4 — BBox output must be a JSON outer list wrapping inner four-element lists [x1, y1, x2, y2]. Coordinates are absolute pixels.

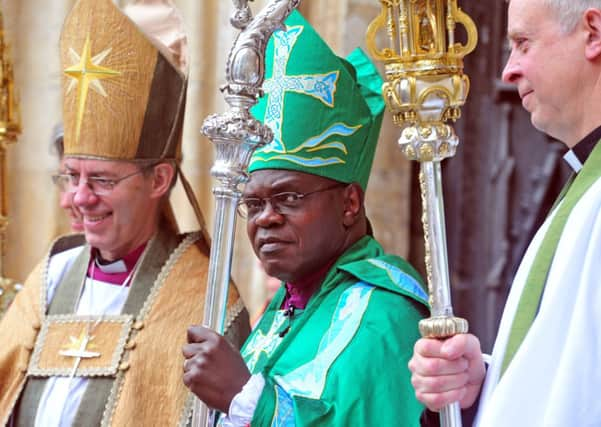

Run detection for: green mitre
[[248, 10, 385, 190]]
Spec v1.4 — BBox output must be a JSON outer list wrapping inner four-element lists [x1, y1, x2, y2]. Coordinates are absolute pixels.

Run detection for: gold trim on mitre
[[60, 0, 186, 161]]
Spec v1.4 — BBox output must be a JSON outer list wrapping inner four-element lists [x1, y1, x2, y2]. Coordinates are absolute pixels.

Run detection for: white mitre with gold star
[[60, 0, 187, 162]]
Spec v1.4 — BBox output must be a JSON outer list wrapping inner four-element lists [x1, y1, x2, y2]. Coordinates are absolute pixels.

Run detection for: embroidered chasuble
[[0, 229, 250, 427], [474, 140, 601, 427], [239, 236, 429, 426]]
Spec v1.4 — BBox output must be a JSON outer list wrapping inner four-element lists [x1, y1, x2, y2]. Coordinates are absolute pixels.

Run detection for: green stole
[[501, 142, 601, 375], [14, 229, 180, 426]]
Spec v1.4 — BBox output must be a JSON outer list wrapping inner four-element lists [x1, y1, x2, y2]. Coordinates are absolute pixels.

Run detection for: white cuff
[[482, 353, 492, 365], [220, 374, 266, 427]]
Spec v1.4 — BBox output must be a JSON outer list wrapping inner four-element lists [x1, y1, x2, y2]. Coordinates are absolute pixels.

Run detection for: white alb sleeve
[[220, 374, 266, 427]]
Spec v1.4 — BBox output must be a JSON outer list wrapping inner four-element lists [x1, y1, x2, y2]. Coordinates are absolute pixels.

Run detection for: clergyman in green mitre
[[182, 10, 429, 426]]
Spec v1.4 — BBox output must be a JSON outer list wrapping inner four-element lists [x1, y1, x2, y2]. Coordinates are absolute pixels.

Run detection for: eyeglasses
[[238, 183, 346, 219], [52, 164, 156, 196]]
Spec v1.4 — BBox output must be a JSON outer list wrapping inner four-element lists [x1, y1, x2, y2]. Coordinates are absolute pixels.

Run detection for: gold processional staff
[[366, 1, 477, 426], [0, 8, 21, 317]]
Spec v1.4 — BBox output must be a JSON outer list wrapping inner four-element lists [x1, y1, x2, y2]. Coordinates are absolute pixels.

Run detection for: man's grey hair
[[50, 123, 64, 158], [543, 0, 601, 33]]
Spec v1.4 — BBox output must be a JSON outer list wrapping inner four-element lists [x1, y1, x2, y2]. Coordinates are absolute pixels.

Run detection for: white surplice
[[474, 172, 601, 427]]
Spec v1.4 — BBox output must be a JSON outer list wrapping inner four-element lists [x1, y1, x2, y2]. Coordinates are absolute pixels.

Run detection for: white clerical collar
[[94, 258, 128, 274], [563, 150, 583, 173]]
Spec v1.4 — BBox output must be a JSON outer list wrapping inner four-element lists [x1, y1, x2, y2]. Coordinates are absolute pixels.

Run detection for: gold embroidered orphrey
[[28, 315, 133, 378]]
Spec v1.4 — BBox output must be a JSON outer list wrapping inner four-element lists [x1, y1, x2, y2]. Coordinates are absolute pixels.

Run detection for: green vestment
[[242, 236, 429, 426]]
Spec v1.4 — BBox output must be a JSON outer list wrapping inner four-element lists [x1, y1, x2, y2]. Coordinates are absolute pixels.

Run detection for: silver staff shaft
[[204, 188, 240, 331], [440, 403, 463, 427], [192, 187, 241, 427], [418, 161, 468, 427], [420, 161, 454, 318], [192, 1, 302, 425]]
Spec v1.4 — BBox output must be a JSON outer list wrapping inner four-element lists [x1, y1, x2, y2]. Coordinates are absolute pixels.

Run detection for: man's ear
[[342, 183, 363, 227], [150, 163, 175, 199], [584, 8, 601, 60]]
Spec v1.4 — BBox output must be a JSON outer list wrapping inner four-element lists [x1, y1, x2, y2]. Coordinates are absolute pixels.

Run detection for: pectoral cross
[[59, 328, 101, 380]]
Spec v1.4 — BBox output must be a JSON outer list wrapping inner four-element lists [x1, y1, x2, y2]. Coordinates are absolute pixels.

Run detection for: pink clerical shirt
[[86, 243, 147, 285], [283, 259, 336, 310]]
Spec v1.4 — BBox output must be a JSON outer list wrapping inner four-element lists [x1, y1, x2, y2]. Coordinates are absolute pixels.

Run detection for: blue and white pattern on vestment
[[274, 282, 374, 399]]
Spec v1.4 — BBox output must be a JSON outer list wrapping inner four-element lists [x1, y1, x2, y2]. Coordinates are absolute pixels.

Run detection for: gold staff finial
[[0, 7, 22, 318], [0, 9, 21, 142], [366, 1, 477, 426], [366, 0, 476, 154]]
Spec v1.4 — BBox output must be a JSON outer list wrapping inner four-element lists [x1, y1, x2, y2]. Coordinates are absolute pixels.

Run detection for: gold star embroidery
[[60, 328, 100, 357], [64, 34, 121, 141], [59, 328, 101, 379]]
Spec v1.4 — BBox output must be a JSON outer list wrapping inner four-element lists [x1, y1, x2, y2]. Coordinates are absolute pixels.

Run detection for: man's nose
[[254, 200, 284, 227], [501, 52, 521, 84], [71, 179, 99, 207]]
